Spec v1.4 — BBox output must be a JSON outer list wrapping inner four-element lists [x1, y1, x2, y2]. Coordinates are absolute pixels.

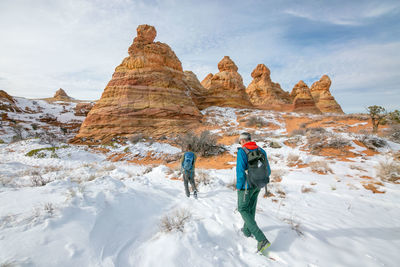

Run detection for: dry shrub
[[309, 161, 333, 174], [245, 116, 269, 128], [289, 129, 306, 137], [301, 186, 315, 193], [377, 161, 400, 183], [129, 133, 144, 144], [196, 170, 212, 185], [282, 217, 304, 236], [386, 125, 400, 143], [270, 169, 287, 182], [44, 203, 55, 216], [276, 188, 286, 198], [179, 131, 225, 157], [326, 137, 351, 149], [287, 153, 300, 164], [30, 170, 48, 186], [346, 114, 369, 121], [226, 179, 237, 190], [358, 135, 387, 151], [159, 208, 192, 233], [350, 164, 365, 172]]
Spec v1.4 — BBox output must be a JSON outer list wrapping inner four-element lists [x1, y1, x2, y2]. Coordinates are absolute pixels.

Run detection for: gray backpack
[[242, 147, 270, 188]]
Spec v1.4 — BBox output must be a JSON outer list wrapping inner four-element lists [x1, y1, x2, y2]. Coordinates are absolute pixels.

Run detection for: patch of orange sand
[[353, 140, 378, 156], [360, 175, 373, 179], [362, 183, 385, 194], [284, 115, 388, 135]]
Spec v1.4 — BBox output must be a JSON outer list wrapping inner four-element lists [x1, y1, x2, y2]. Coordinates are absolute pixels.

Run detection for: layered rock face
[[53, 88, 73, 101], [200, 56, 252, 108], [0, 90, 21, 112], [74, 24, 202, 142], [246, 64, 292, 110], [182, 71, 208, 110], [290, 81, 321, 114], [310, 75, 344, 114]]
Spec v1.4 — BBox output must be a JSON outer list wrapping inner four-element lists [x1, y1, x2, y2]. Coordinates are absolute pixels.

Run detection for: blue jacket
[[236, 142, 271, 190]]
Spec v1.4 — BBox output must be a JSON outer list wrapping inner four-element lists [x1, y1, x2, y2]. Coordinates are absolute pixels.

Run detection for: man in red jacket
[[236, 132, 271, 253]]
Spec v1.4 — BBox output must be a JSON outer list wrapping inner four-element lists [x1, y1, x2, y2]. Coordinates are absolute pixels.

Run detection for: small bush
[[377, 161, 400, 183], [196, 170, 212, 185], [289, 129, 306, 137], [25, 147, 65, 158], [301, 186, 315, 193], [10, 124, 25, 142], [270, 169, 287, 182], [310, 161, 333, 174], [306, 127, 327, 135], [37, 131, 64, 146], [179, 131, 225, 157], [0, 139, 4, 144], [130, 133, 144, 144], [245, 116, 269, 128], [386, 125, 400, 143], [159, 208, 192, 233], [326, 137, 351, 149], [269, 141, 282, 149], [358, 135, 387, 150], [44, 203, 55, 216], [30, 171, 48, 186]]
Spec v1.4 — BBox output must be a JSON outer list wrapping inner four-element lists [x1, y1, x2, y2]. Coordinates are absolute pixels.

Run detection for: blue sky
[[0, 0, 399, 113]]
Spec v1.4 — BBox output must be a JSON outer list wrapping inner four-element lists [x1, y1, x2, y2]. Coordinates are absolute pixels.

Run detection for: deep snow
[[1, 106, 400, 267]]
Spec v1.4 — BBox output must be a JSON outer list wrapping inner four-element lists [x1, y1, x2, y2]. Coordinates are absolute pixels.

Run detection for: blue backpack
[[182, 152, 195, 171]]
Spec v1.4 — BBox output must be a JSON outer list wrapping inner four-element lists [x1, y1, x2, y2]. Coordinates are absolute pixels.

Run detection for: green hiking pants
[[237, 188, 266, 242], [183, 170, 197, 197]]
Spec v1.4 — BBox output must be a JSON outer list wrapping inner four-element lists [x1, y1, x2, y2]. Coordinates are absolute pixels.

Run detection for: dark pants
[[183, 170, 197, 197], [237, 188, 267, 242]]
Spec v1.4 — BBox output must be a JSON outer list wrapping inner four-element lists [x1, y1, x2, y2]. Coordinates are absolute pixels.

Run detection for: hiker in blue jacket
[[237, 132, 271, 253], [181, 144, 198, 198]]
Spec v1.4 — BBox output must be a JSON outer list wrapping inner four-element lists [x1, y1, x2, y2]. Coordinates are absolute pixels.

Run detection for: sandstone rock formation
[[74, 24, 202, 142], [182, 71, 208, 110], [246, 64, 292, 111], [290, 81, 321, 114], [310, 75, 344, 114], [0, 90, 21, 112], [200, 56, 252, 109], [53, 88, 73, 101], [74, 102, 95, 117]]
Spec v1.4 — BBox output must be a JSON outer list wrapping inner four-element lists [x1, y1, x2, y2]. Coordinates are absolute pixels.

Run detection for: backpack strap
[[242, 147, 250, 155]]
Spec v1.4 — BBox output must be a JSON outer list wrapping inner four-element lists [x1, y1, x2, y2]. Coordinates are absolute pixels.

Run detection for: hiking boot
[[241, 227, 252, 238], [257, 239, 271, 253], [194, 191, 198, 199]]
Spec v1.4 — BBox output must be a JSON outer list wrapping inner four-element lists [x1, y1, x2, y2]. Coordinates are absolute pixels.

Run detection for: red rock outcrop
[[0, 90, 21, 112], [290, 81, 321, 114], [73, 24, 202, 142], [246, 64, 292, 111], [310, 75, 344, 114], [74, 102, 95, 117], [200, 56, 252, 109]]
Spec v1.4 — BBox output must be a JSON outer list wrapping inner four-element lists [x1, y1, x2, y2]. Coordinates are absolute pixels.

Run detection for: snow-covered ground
[[1, 128, 400, 266]]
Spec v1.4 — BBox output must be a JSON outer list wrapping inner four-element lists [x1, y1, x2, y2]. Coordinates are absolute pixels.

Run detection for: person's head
[[239, 132, 251, 146], [186, 143, 193, 151]]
